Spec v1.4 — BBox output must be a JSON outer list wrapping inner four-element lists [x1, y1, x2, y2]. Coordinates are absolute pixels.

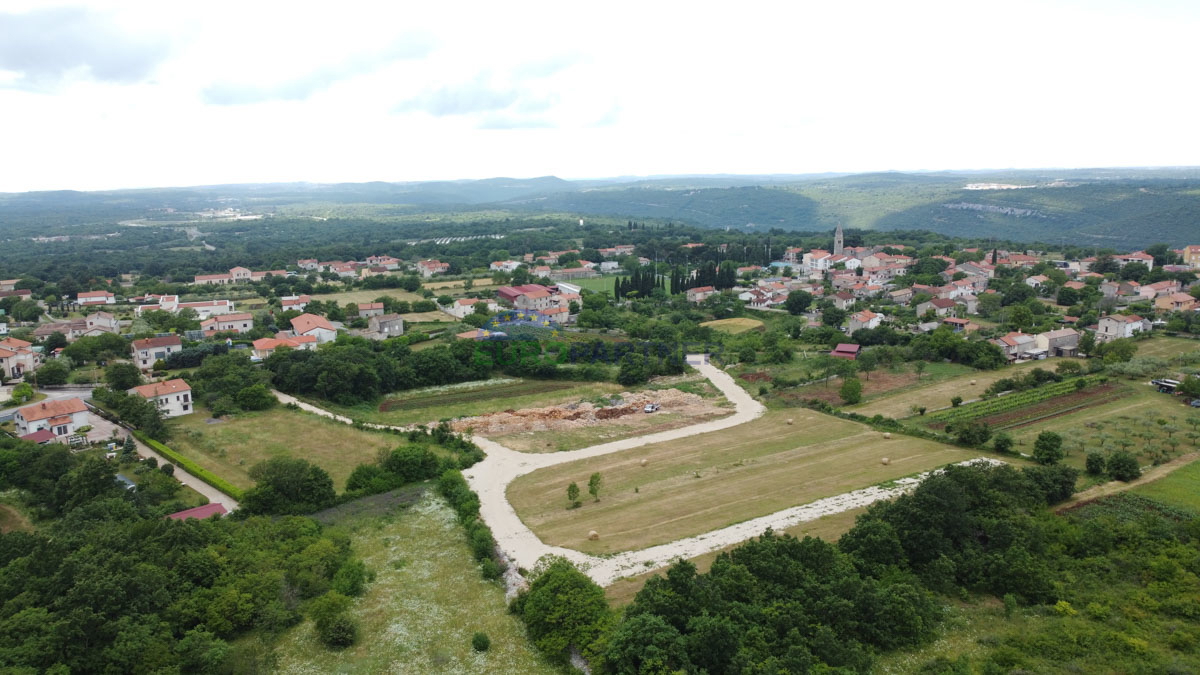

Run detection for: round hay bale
[[588, 530, 599, 541], [640, 459, 648, 467], [786, 418, 794, 425], [883, 432, 892, 439], [881, 457, 890, 465], [970, 379, 977, 385]]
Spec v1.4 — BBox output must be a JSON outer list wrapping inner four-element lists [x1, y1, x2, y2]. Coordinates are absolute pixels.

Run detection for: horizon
[[3, 1, 1199, 192]]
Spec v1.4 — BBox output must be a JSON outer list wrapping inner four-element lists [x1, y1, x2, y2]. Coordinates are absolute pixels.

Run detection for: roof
[[253, 335, 318, 351], [18, 397, 88, 422], [456, 298, 482, 305], [370, 313, 403, 323], [1039, 328, 1079, 340], [357, 302, 384, 310], [132, 336, 182, 351], [291, 313, 335, 334], [1103, 314, 1146, 323], [833, 291, 854, 300], [0, 337, 32, 349], [166, 503, 228, 521], [130, 379, 191, 399], [831, 343, 861, 356], [77, 290, 114, 299], [204, 312, 253, 323], [853, 310, 878, 321], [943, 318, 971, 325], [928, 298, 957, 309], [689, 286, 716, 293], [20, 429, 57, 444]]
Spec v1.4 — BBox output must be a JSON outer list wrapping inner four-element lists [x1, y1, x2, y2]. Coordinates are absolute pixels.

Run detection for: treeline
[[0, 435, 368, 672]]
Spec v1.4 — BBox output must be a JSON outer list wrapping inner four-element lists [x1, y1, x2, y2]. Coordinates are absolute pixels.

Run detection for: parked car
[[1190, 399, 1200, 408], [644, 403, 660, 413]]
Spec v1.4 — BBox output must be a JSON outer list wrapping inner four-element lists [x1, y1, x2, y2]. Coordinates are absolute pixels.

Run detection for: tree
[[1102, 338, 1137, 364], [241, 457, 336, 515], [105, 362, 142, 392], [950, 396, 963, 408], [566, 482, 580, 508], [1085, 451, 1105, 475], [822, 307, 847, 327], [839, 377, 863, 405], [1079, 330, 1097, 355], [1106, 451, 1141, 481], [1178, 375, 1200, 399], [10, 382, 34, 404], [43, 331, 68, 352], [1033, 432, 1064, 465], [954, 420, 991, 447], [512, 558, 611, 664], [856, 350, 878, 380], [784, 291, 813, 315], [993, 433, 1014, 454], [913, 361, 927, 381], [33, 359, 69, 386], [588, 472, 602, 502]]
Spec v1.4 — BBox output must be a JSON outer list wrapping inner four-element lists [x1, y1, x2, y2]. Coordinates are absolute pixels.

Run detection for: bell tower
[[833, 223, 844, 255]]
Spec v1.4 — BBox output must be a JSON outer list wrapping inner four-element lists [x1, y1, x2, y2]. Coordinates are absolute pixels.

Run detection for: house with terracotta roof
[[514, 287, 555, 312], [357, 302, 385, 318], [916, 297, 958, 317], [686, 286, 718, 303], [848, 309, 882, 333], [252, 335, 318, 359], [0, 337, 38, 379], [1096, 314, 1150, 343], [830, 343, 861, 360], [1182, 245, 1200, 269], [1154, 293, 1197, 313], [992, 332, 1037, 359], [290, 313, 337, 343], [77, 290, 115, 306], [201, 312, 255, 335], [129, 379, 193, 417], [1115, 251, 1155, 269], [15, 397, 90, 437], [830, 291, 856, 311], [416, 259, 450, 278], [280, 295, 311, 311], [131, 335, 183, 369], [167, 503, 228, 521], [1025, 274, 1049, 289]]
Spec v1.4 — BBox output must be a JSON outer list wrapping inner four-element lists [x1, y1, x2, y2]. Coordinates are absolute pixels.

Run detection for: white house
[[848, 309, 883, 333], [489, 260, 522, 272], [0, 337, 38, 379], [443, 298, 498, 319], [131, 336, 183, 369], [417, 260, 450, 278], [252, 335, 317, 359], [129, 379, 193, 418], [77, 291, 115, 306], [290, 313, 338, 343], [280, 295, 311, 312], [1096, 314, 1150, 343], [686, 286, 718, 303], [599, 261, 620, 273], [15, 398, 90, 437]]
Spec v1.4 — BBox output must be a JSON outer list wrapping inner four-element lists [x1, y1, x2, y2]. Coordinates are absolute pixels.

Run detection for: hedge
[[132, 430, 245, 501]]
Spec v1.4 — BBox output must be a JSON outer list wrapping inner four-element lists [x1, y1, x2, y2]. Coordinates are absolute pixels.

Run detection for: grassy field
[[0, 492, 33, 534], [1135, 335, 1200, 359], [852, 359, 1067, 419], [700, 317, 764, 334], [782, 361, 972, 408], [1001, 385, 1200, 472], [566, 276, 616, 294], [270, 494, 557, 674], [423, 278, 497, 291], [166, 407, 401, 492], [604, 506, 865, 607], [312, 379, 627, 427], [1133, 457, 1200, 511], [508, 409, 983, 555], [311, 288, 424, 306]]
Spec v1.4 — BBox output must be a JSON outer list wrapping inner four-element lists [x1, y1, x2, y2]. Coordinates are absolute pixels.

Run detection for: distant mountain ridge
[[2, 168, 1199, 247]]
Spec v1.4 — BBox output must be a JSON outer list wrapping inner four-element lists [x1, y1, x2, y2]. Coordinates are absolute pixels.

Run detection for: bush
[[1107, 451, 1142, 482], [950, 396, 962, 408], [1032, 432, 1065, 465], [133, 431, 244, 500], [472, 632, 491, 652], [318, 614, 359, 648], [992, 433, 1014, 454], [1085, 452, 1105, 475]]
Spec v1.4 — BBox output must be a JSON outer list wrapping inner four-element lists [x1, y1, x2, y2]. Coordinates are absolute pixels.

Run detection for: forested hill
[[2, 168, 1200, 247]]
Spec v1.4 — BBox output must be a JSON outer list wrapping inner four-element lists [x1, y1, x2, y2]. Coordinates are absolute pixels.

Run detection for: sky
[[1, 0, 1198, 192]]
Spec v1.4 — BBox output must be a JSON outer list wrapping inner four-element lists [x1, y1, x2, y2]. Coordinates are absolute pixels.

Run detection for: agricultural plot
[[700, 317, 764, 334], [1135, 336, 1200, 360], [1134, 458, 1200, 512], [270, 494, 557, 674], [1005, 387, 1200, 473], [166, 406, 401, 491], [922, 376, 1109, 428], [852, 359, 1066, 419], [310, 287, 424, 306], [314, 379, 627, 427], [507, 409, 977, 555], [422, 278, 497, 291], [777, 361, 972, 408], [564, 276, 616, 294]]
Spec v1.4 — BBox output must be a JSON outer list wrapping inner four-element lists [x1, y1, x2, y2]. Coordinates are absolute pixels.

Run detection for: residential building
[[1035, 328, 1080, 357], [297, 259, 319, 271], [917, 297, 958, 317], [1025, 275, 1048, 289], [686, 286, 718, 303], [357, 302, 385, 318], [85, 311, 119, 336], [490, 260, 522, 272], [888, 287, 914, 305], [367, 314, 405, 338], [129, 379, 193, 417], [280, 295, 311, 311], [131, 336, 183, 369], [443, 298, 497, 319], [1096, 314, 1150, 343], [848, 309, 882, 333], [992, 332, 1036, 359], [365, 255, 401, 270], [0, 337, 38, 379], [514, 287, 555, 312], [830, 291, 856, 310], [1182, 245, 1200, 269], [599, 261, 620, 273], [496, 284, 552, 305], [1114, 251, 1154, 269], [252, 335, 318, 359], [533, 265, 552, 278], [200, 312, 255, 335], [15, 398, 90, 437], [1154, 293, 1197, 313], [0, 279, 18, 292], [416, 259, 450, 278], [290, 313, 338, 343], [77, 290, 115, 306]]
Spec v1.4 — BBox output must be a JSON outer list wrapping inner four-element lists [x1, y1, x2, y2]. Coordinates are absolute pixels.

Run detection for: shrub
[[472, 632, 491, 652], [1085, 452, 1105, 475], [1107, 451, 1142, 482], [1033, 432, 1065, 465], [950, 396, 962, 408], [318, 614, 359, 648], [992, 433, 1014, 454], [134, 431, 244, 500]]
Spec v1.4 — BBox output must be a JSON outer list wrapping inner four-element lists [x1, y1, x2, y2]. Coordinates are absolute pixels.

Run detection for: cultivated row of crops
[[926, 376, 1106, 425]]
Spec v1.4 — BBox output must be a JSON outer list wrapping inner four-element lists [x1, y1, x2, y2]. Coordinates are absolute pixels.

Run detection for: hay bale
[[786, 418, 794, 425], [970, 379, 977, 385], [883, 432, 892, 439], [640, 459, 648, 467], [881, 457, 890, 465], [588, 530, 599, 541]]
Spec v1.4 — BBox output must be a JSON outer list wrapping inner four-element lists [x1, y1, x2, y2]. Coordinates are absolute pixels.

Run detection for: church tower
[[833, 223, 844, 255]]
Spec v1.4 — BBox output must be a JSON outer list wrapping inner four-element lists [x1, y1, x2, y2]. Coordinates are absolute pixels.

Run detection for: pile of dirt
[[450, 388, 717, 436]]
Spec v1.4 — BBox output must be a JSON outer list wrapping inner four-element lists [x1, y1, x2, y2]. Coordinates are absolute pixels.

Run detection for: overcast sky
[[1, 0, 1198, 192]]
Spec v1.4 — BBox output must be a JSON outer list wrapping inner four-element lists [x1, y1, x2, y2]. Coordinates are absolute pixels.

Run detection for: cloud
[[202, 35, 436, 105], [0, 7, 171, 89], [476, 114, 554, 130], [512, 52, 585, 79], [395, 77, 522, 116]]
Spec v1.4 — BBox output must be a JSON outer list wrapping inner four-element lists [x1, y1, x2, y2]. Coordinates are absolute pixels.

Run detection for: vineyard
[[379, 380, 579, 411], [974, 384, 1123, 431], [924, 376, 1107, 427]]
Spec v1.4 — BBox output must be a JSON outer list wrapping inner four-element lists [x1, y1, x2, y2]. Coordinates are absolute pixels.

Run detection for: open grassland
[[852, 359, 1067, 419], [1135, 335, 1200, 359], [604, 506, 865, 607], [310, 287, 424, 306], [1133, 457, 1200, 512], [700, 317, 764, 334], [508, 409, 978, 555], [565, 276, 616, 293], [314, 379, 627, 427], [166, 407, 400, 492], [423, 278, 498, 291], [782, 361, 971, 408], [270, 495, 557, 675], [1005, 386, 1200, 473]]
